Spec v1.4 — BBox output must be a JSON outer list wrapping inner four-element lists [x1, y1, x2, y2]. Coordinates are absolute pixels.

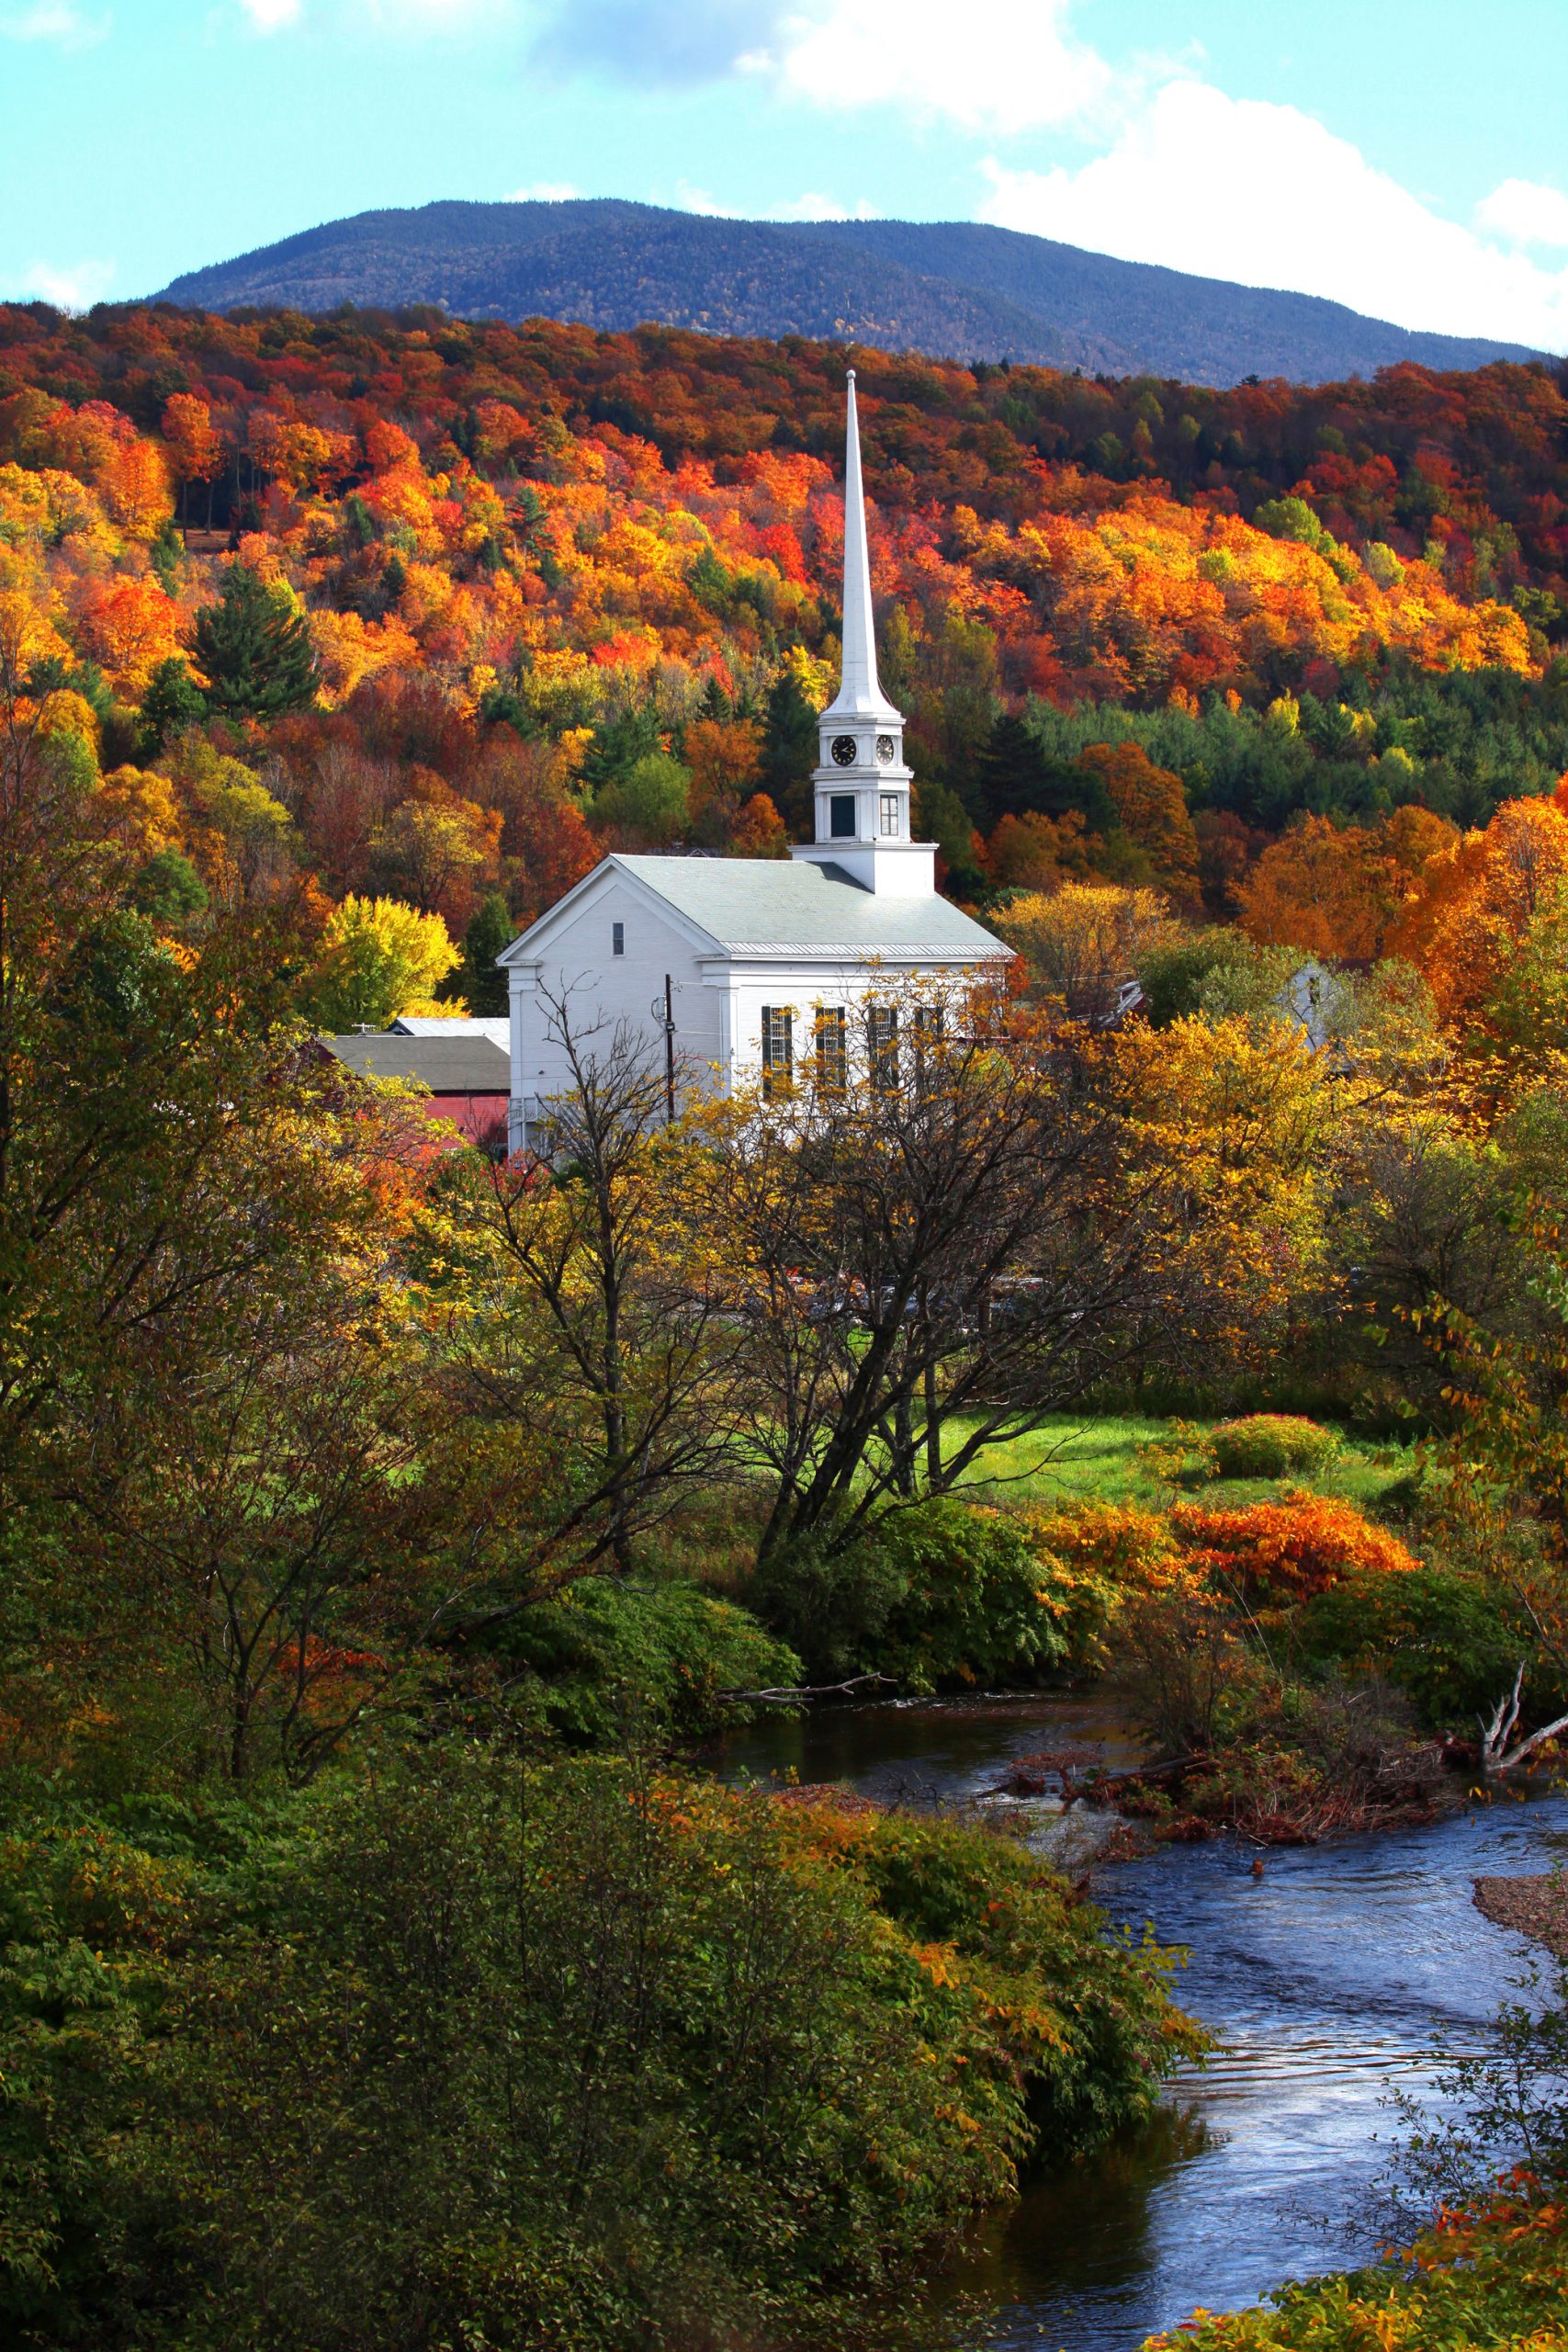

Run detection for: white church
[[501, 373, 1010, 1141]]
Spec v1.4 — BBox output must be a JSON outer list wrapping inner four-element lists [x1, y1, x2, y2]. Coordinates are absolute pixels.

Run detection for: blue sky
[[5, 0, 1568, 350]]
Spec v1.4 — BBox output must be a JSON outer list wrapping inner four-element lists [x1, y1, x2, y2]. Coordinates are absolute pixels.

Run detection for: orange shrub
[[1014, 1500, 1179, 1667], [1171, 1490, 1416, 1597]]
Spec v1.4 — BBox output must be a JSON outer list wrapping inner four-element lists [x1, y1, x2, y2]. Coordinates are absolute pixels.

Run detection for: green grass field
[[953, 1413, 1416, 1516]]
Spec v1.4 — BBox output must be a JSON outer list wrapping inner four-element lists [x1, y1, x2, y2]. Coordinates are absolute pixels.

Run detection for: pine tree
[[192, 565, 321, 721], [973, 711, 1113, 832], [760, 671, 818, 836], [138, 657, 209, 757], [578, 704, 662, 797], [457, 893, 515, 1015]]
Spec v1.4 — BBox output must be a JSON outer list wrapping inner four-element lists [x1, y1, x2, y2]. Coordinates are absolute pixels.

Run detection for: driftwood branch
[[716, 1672, 897, 1707], [1088, 1753, 1194, 1788], [1479, 1662, 1568, 1776]]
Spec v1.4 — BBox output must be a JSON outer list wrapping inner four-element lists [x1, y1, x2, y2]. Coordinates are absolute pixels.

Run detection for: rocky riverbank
[[1472, 1871, 1568, 1956]]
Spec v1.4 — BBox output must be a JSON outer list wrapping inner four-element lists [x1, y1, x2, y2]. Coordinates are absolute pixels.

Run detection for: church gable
[[499, 857, 722, 972]]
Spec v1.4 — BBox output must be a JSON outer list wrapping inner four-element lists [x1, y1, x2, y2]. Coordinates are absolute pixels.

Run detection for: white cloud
[[3, 258, 116, 311], [531, 0, 775, 85], [749, 0, 1114, 137], [0, 2, 109, 45], [238, 0, 301, 26], [978, 78, 1568, 353], [506, 179, 581, 202], [675, 180, 726, 216], [1476, 176, 1568, 251], [767, 192, 874, 220]]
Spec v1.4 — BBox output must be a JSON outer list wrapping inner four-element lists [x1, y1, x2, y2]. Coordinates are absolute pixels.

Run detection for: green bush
[[747, 1500, 1072, 1689], [1208, 1415, 1341, 1480], [0, 1818, 182, 2346], [1, 1756, 1196, 2352], [489, 1578, 800, 1743], [1296, 1565, 1546, 1729]]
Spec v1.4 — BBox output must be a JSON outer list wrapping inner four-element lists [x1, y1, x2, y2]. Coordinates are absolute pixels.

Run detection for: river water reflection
[[718, 1695, 1568, 2352]]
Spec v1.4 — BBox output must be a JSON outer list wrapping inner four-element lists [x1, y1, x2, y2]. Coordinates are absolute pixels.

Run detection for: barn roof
[[322, 1035, 512, 1091], [390, 1015, 509, 1047]]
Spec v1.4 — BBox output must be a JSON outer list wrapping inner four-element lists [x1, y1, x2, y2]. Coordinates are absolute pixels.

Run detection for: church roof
[[611, 855, 1010, 959]]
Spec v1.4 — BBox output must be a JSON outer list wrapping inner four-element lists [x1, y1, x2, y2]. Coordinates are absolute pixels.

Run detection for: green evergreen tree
[[579, 704, 662, 796], [138, 657, 209, 757], [453, 892, 514, 1015], [760, 671, 818, 835], [191, 565, 321, 721], [915, 779, 985, 897], [973, 711, 1114, 832]]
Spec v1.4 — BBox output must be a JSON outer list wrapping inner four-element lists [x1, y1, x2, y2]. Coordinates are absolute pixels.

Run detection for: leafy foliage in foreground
[[1147, 2188, 1568, 2352], [0, 1752, 1196, 2352]]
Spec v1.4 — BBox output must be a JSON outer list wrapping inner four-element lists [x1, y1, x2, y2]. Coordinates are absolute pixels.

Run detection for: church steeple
[[821, 369, 900, 729], [789, 371, 933, 895]]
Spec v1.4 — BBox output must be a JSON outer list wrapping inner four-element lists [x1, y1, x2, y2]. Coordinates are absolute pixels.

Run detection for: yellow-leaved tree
[[307, 894, 462, 1030], [992, 883, 1176, 1024]]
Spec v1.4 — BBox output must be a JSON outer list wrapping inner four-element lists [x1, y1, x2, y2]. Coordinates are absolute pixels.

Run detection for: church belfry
[[791, 372, 936, 899]]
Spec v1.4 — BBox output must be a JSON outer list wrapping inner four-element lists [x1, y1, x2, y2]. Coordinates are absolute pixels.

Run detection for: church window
[[869, 1004, 898, 1091], [912, 1003, 943, 1096], [829, 794, 856, 839], [612, 921, 625, 956], [814, 1004, 846, 1093], [761, 1005, 794, 1095], [879, 794, 900, 836]]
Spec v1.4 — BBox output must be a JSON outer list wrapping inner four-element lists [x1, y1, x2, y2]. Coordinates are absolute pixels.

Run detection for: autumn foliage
[[2, 300, 1568, 982], [1171, 1491, 1419, 1598]]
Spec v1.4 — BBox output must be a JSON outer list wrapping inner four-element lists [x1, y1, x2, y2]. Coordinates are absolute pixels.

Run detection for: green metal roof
[[612, 856, 1010, 959]]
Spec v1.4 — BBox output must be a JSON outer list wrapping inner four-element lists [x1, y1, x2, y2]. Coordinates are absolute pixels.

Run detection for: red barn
[[321, 1032, 511, 1154]]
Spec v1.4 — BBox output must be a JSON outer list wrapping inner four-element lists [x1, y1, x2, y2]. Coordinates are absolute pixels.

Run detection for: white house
[[499, 372, 1011, 1141]]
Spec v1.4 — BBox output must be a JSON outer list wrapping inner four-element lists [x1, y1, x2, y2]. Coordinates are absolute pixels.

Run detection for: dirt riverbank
[[1472, 1871, 1568, 1957]]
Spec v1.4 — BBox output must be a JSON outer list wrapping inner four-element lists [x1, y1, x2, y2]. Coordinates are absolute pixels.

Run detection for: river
[[720, 1694, 1568, 2352]]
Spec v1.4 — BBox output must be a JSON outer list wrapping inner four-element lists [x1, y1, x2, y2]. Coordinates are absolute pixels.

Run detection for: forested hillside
[[153, 198, 1542, 388], [5, 298, 1568, 980]]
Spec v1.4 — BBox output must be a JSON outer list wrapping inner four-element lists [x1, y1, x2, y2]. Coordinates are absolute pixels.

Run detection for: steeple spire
[[822, 369, 900, 725], [790, 370, 931, 896]]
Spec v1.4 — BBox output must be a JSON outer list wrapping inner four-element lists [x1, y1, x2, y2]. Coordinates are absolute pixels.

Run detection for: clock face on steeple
[[875, 734, 896, 764], [830, 734, 858, 766]]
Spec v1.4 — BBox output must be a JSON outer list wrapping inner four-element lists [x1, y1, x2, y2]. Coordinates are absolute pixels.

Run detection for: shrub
[[1207, 1415, 1341, 1480], [1116, 1571, 1262, 1755], [0, 1820, 186, 2345], [796, 1801, 1205, 2147], [1172, 1491, 1418, 1598], [748, 1500, 1077, 1689], [1298, 1565, 1546, 1729], [491, 1579, 800, 1743], [1179, 1677, 1444, 1839], [1016, 1500, 1178, 1668], [1021, 1498, 1177, 1584], [1146, 2188, 1568, 2351], [0, 1757, 1196, 2352]]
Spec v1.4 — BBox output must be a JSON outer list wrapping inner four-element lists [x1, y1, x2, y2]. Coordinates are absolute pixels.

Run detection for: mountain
[[153, 198, 1544, 389]]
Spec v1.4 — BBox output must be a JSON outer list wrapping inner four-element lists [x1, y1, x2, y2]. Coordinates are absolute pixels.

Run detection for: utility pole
[[653, 976, 676, 1123]]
